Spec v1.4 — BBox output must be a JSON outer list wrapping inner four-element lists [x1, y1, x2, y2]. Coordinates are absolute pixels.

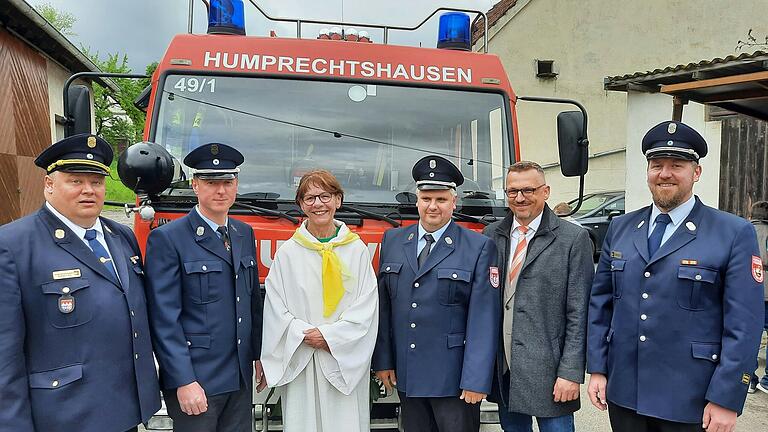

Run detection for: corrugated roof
[[605, 51, 768, 88], [471, 0, 519, 45]]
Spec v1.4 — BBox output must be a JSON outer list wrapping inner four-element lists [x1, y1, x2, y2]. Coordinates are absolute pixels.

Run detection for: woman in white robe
[[261, 169, 379, 432]]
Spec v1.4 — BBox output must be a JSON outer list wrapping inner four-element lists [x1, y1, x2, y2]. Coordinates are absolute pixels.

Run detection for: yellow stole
[[291, 226, 360, 317]]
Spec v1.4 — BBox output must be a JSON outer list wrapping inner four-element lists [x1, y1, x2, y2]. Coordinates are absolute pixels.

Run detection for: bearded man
[[586, 121, 764, 432]]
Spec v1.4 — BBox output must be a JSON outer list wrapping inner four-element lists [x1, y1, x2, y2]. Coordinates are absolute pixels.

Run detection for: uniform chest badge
[[610, 251, 622, 259], [681, 259, 698, 265], [752, 256, 764, 283], [489, 267, 500, 289], [52, 269, 81, 280], [58, 294, 75, 314]]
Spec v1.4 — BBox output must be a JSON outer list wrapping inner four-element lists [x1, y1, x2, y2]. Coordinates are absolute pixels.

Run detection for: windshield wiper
[[452, 211, 492, 226], [238, 192, 281, 200], [232, 201, 299, 224], [339, 205, 400, 228]]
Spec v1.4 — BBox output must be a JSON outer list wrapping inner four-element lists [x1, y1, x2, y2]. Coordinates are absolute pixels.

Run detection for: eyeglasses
[[504, 184, 546, 198], [302, 193, 334, 205]]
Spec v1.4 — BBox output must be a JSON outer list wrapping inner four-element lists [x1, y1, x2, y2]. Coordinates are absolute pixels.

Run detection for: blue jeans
[[497, 409, 574, 432]]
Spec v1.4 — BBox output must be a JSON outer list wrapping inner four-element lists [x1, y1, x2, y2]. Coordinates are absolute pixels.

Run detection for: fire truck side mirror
[[66, 85, 92, 137], [556, 110, 588, 177]]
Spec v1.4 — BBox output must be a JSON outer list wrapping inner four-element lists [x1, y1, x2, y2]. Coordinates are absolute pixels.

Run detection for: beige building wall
[[481, 0, 768, 204]]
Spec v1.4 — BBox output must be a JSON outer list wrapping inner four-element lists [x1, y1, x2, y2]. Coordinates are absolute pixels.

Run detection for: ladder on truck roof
[[187, 0, 490, 53]]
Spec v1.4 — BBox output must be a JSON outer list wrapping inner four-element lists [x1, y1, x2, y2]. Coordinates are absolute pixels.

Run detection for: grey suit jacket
[[483, 205, 594, 417]]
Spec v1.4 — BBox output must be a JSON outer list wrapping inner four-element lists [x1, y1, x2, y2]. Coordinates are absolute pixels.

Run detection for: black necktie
[[417, 234, 435, 268], [648, 213, 672, 257], [217, 226, 231, 252]]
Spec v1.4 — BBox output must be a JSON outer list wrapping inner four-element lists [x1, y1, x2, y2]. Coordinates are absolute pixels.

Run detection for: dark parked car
[[568, 191, 625, 258]]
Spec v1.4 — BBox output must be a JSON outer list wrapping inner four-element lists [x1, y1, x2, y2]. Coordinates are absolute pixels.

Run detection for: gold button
[[238, 317, 242, 323], [134, 332, 138, 338], [410, 323, 416, 328], [642, 293, 649, 299], [237, 296, 240, 302], [52, 380, 59, 387], [411, 303, 417, 308], [695, 274, 702, 281], [187, 341, 191, 346], [452, 273, 458, 279], [410, 343, 416, 349], [639, 335, 647, 342], [134, 353, 139, 359], [386, 266, 391, 271], [640, 314, 647, 320], [202, 265, 208, 271], [711, 354, 718, 360], [62, 287, 70, 294], [414, 282, 420, 288], [644, 272, 651, 278]]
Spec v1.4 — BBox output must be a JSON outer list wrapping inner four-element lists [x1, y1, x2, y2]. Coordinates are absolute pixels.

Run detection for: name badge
[[52, 269, 81, 280]]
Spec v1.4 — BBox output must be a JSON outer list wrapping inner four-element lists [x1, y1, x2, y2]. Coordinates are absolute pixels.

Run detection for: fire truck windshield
[[153, 74, 511, 208]]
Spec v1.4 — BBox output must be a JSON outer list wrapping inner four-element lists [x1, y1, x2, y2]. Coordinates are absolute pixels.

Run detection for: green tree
[[83, 49, 150, 146], [36, 2, 76, 36]]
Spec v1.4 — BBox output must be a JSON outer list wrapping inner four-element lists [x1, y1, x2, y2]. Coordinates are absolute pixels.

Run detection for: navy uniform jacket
[[0, 206, 161, 432], [587, 197, 764, 423], [144, 210, 262, 396], [372, 221, 500, 396]]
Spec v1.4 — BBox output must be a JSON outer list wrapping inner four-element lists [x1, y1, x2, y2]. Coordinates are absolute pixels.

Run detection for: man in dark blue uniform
[[586, 121, 764, 432], [373, 155, 500, 432], [0, 134, 161, 432], [144, 143, 263, 432]]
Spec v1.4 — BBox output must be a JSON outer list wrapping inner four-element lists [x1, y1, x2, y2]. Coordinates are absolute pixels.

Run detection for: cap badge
[[211, 144, 219, 155], [87, 136, 97, 148], [86, 153, 94, 160], [213, 159, 220, 166], [429, 159, 436, 169], [55, 229, 65, 239], [668, 123, 677, 134], [686, 221, 696, 231], [196, 226, 205, 236]]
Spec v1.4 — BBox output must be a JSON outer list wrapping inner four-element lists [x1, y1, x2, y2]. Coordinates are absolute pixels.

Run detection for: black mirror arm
[[516, 95, 588, 218], [516, 96, 589, 148], [63, 72, 150, 130]]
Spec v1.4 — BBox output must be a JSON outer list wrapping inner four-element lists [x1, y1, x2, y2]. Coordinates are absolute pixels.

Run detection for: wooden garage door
[[0, 27, 51, 225]]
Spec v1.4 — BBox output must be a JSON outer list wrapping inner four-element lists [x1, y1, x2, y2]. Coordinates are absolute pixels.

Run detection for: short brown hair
[[295, 169, 344, 205], [507, 161, 545, 175]]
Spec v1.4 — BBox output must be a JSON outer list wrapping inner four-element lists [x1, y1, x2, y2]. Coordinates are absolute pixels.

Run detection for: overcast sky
[[36, 0, 495, 71]]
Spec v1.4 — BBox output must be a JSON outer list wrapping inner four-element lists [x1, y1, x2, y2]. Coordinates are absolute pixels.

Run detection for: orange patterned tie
[[508, 226, 529, 285]]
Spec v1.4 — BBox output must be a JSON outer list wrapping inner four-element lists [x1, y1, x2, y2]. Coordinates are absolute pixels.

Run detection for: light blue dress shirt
[[417, 220, 453, 255], [648, 194, 696, 248]]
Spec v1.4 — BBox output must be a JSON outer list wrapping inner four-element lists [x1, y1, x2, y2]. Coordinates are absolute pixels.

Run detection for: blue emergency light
[[437, 12, 471, 51], [208, 0, 245, 35]]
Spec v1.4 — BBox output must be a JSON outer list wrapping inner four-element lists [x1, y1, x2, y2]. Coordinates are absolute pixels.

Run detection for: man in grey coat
[[483, 161, 594, 432]]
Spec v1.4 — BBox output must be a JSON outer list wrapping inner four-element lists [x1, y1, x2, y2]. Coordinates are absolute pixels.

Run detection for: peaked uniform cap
[[642, 121, 707, 162], [412, 155, 464, 190], [34, 133, 113, 176], [183, 143, 244, 179]]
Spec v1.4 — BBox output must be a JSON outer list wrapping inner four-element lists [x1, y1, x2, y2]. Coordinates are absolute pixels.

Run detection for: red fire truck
[[64, 0, 588, 429]]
